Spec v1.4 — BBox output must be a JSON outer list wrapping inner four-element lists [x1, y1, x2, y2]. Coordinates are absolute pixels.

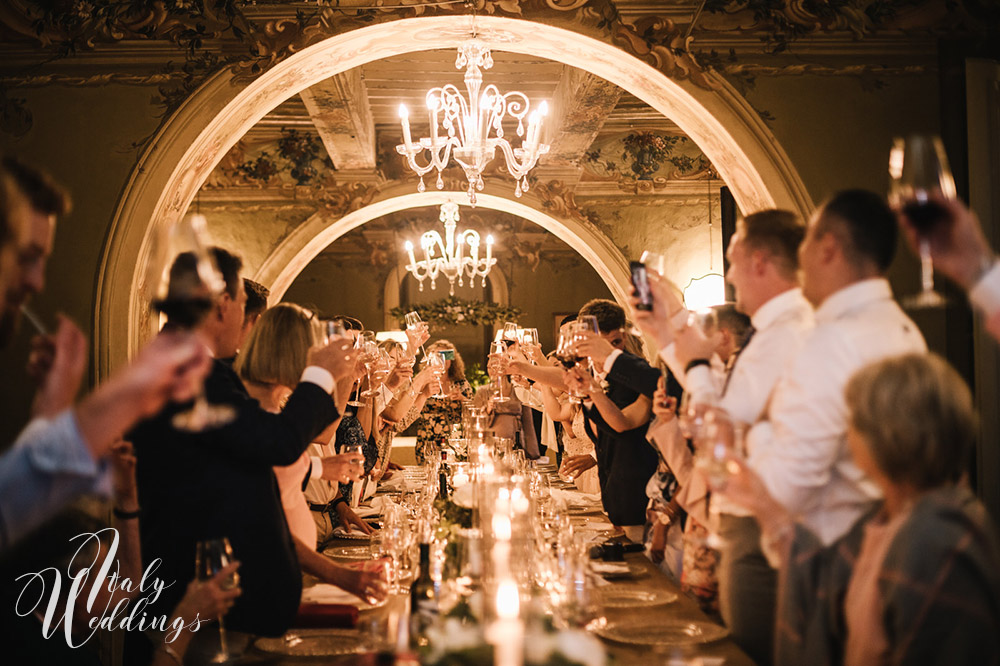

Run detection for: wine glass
[[359, 341, 381, 398], [519, 328, 540, 364], [576, 315, 599, 335], [677, 390, 712, 442], [195, 537, 239, 663], [501, 322, 519, 348], [324, 318, 347, 343], [404, 311, 427, 357], [151, 213, 236, 432], [889, 135, 957, 308], [693, 407, 738, 489], [488, 339, 511, 403], [426, 351, 447, 398], [640, 250, 666, 277], [555, 328, 587, 404]]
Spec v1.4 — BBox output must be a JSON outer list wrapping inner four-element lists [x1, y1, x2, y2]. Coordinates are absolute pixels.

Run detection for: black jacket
[[129, 359, 339, 636], [583, 352, 659, 527]]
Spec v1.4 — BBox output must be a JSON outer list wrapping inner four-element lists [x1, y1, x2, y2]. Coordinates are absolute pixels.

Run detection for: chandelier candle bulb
[[399, 104, 412, 147]]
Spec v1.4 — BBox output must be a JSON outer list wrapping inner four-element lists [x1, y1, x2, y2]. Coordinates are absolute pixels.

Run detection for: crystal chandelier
[[403, 202, 496, 295], [396, 40, 550, 206]]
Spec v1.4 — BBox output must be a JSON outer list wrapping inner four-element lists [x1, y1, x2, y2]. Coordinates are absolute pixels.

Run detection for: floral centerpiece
[[390, 297, 522, 330]]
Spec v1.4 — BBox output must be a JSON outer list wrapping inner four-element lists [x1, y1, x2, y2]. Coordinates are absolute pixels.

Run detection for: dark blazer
[[129, 359, 339, 636], [606, 351, 660, 398], [583, 352, 659, 527]]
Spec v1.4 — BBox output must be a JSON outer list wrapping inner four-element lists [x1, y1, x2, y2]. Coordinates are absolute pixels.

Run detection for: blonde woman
[[235, 304, 386, 603]]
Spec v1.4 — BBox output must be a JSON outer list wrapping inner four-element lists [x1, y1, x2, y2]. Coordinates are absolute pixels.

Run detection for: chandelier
[[403, 202, 496, 295], [396, 40, 550, 206]]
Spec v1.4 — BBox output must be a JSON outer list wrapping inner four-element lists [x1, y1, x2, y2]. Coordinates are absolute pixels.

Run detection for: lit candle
[[405, 240, 417, 268], [491, 580, 523, 666], [427, 96, 439, 149], [398, 104, 412, 150]]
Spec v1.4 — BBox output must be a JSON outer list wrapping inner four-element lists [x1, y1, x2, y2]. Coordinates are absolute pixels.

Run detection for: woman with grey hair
[[717, 352, 1000, 665]]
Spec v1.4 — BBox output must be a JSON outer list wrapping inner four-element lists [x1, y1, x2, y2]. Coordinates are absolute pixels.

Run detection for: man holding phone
[[636, 209, 813, 664]]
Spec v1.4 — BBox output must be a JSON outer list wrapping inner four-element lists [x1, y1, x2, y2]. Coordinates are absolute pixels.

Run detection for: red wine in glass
[[902, 198, 949, 234]]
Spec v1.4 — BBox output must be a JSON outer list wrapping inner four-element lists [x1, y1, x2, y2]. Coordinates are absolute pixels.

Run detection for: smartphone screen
[[630, 261, 653, 311]]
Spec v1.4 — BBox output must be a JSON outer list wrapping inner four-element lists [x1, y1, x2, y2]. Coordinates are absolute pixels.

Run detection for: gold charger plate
[[254, 629, 363, 657], [595, 619, 729, 646], [596, 585, 677, 608], [324, 545, 373, 559]]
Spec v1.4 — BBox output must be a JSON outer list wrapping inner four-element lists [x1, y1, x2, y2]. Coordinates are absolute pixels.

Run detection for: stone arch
[[95, 15, 812, 376]]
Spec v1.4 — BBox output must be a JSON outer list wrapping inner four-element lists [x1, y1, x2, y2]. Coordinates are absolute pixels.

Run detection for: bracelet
[[684, 358, 710, 374], [113, 506, 141, 520]]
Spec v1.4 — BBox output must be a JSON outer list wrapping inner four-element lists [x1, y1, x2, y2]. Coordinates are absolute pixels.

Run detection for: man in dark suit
[[128, 248, 361, 639], [570, 299, 659, 540]]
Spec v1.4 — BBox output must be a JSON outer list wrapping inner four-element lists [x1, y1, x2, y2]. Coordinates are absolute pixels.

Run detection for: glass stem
[[919, 238, 935, 294], [218, 616, 230, 661]]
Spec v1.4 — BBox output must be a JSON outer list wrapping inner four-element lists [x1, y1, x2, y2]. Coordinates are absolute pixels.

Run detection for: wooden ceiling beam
[[542, 66, 623, 167], [299, 71, 376, 170]]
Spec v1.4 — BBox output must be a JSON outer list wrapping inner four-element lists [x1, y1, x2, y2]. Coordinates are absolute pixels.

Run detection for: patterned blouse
[[412, 380, 473, 464]]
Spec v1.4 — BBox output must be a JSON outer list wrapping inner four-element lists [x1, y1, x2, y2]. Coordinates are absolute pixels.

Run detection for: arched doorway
[[95, 15, 812, 376]]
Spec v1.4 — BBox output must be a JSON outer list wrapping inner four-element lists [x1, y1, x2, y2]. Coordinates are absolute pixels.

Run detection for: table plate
[[595, 619, 729, 646], [332, 528, 372, 541], [590, 562, 647, 579], [324, 545, 373, 560], [596, 585, 677, 608], [254, 629, 363, 657], [301, 584, 388, 610]]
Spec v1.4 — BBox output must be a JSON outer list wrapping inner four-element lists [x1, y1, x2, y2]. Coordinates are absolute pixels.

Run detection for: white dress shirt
[[684, 288, 814, 426], [748, 278, 926, 545]]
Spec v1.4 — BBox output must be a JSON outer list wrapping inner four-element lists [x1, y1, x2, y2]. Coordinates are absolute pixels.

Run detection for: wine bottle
[[409, 542, 438, 648], [438, 452, 449, 501]]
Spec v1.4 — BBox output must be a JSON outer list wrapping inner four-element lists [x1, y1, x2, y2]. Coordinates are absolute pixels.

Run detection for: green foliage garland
[[390, 297, 522, 330]]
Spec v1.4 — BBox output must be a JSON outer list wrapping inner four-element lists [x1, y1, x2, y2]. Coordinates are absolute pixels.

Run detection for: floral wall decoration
[[233, 128, 333, 186], [390, 297, 522, 330], [584, 131, 716, 183]]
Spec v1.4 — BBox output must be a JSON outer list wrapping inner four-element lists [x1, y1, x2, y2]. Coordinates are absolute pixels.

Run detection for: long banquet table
[[231, 509, 754, 666]]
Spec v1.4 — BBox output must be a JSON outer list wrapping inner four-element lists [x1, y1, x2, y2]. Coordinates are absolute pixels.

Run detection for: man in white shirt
[[747, 190, 926, 550], [638, 209, 813, 664]]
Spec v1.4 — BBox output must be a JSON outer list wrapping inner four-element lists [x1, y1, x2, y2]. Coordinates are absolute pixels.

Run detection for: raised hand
[[308, 339, 361, 385], [30, 315, 87, 418], [630, 272, 686, 350], [570, 330, 615, 366], [559, 454, 597, 481], [320, 451, 364, 484]]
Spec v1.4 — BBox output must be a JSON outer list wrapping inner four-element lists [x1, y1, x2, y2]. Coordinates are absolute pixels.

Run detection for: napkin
[[293, 602, 359, 629], [332, 526, 371, 539], [301, 583, 369, 605], [550, 488, 602, 508], [353, 505, 381, 519]]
